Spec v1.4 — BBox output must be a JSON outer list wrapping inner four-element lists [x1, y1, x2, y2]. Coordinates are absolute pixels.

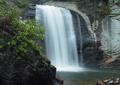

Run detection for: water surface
[[56, 68, 120, 85]]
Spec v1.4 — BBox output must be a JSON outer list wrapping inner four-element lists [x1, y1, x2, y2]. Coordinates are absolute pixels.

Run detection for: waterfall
[[76, 14, 83, 65], [36, 5, 83, 72]]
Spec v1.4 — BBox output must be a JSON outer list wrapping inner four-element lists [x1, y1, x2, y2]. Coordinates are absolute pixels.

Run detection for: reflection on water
[[56, 68, 120, 85]]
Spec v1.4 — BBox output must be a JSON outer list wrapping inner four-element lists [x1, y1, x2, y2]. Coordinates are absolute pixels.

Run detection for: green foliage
[[0, 1, 55, 85], [0, 0, 49, 67], [0, 0, 45, 56], [0, 18, 45, 61], [11, 19, 44, 54], [0, 0, 19, 18]]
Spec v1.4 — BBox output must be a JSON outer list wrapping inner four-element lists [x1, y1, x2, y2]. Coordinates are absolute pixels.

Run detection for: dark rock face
[[0, 55, 56, 85], [22, 4, 36, 19], [26, 68, 56, 85], [71, 11, 103, 66], [82, 47, 103, 66], [0, 16, 56, 85]]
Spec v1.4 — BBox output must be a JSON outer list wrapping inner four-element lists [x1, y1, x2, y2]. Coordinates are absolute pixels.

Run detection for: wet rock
[[54, 77, 64, 85], [96, 77, 120, 85]]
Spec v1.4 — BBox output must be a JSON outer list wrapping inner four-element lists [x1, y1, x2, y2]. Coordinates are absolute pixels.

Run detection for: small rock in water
[[108, 80, 114, 83], [116, 77, 120, 81], [104, 79, 111, 83], [96, 80, 105, 85]]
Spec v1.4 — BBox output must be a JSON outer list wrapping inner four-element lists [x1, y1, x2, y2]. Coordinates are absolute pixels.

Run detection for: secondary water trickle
[[36, 5, 83, 72], [101, 16, 120, 55]]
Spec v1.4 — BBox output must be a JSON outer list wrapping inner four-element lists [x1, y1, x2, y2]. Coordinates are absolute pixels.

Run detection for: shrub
[[0, 1, 55, 85]]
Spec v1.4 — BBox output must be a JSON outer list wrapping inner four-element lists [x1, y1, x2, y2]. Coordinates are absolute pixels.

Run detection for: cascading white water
[[36, 5, 83, 72], [76, 14, 83, 66]]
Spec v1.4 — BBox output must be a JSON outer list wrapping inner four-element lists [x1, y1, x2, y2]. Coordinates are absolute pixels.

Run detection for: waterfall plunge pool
[[56, 68, 120, 85]]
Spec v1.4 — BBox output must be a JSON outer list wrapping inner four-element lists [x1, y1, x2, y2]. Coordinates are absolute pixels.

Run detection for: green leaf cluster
[[0, 0, 45, 55], [0, 0, 51, 69], [11, 19, 44, 54]]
